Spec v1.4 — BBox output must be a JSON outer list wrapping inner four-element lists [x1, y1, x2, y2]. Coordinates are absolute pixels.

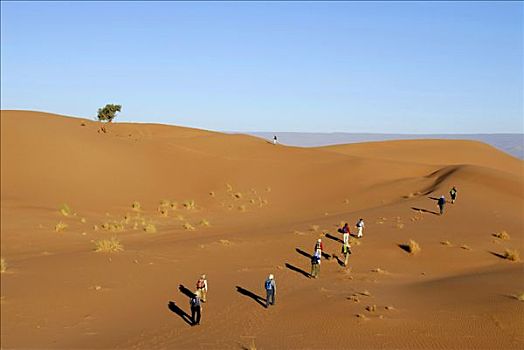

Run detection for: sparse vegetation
[[400, 239, 420, 255], [183, 200, 196, 210], [493, 231, 510, 240], [170, 201, 178, 209], [94, 237, 123, 253], [503, 249, 520, 262], [1, 258, 6, 273], [233, 192, 242, 199], [515, 292, 524, 301], [158, 207, 169, 217], [60, 203, 72, 216], [226, 183, 233, 192], [371, 268, 386, 274], [55, 221, 68, 232], [183, 223, 195, 231], [200, 219, 210, 227], [159, 199, 170, 208], [101, 222, 124, 232], [238, 205, 246, 212], [144, 223, 157, 233], [440, 240, 451, 246], [365, 305, 377, 312], [131, 201, 141, 211]]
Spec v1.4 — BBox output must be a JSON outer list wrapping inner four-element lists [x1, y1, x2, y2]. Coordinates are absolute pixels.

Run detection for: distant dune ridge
[[1, 110, 523, 349], [249, 132, 524, 159]]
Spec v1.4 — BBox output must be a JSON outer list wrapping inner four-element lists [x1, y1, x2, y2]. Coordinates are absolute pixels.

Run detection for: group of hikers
[[438, 186, 458, 215], [183, 186, 458, 326]]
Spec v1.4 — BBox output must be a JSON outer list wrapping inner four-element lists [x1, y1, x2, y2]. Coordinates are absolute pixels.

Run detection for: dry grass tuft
[[101, 222, 125, 233], [347, 295, 360, 303], [493, 231, 510, 240], [395, 222, 405, 229], [219, 239, 232, 245], [359, 290, 371, 297], [371, 268, 386, 274], [170, 201, 178, 210], [515, 292, 524, 301], [159, 199, 170, 207], [94, 237, 123, 253], [0, 258, 6, 273], [385, 306, 395, 311], [400, 240, 420, 255], [199, 219, 210, 227], [503, 249, 520, 262], [310, 225, 320, 232], [158, 207, 169, 217], [60, 203, 72, 216], [356, 313, 368, 320], [131, 201, 141, 211], [226, 183, 233, 192], [144, 223, 157, 233], [249, 199, 256, 204], [183, 223, 196, 231], [55, 221, 68, 232], [440, 240, 451, 246], [365, 305, 377, 312], [183, 200, 196, 210]]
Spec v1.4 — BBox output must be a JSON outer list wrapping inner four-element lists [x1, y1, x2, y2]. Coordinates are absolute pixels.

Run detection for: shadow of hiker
[[411, 207, 439, 216], [179, 284, 196, 298], [428, 196, 440, 201], [236, 286, 266, 308], [296, 248, 313, 259], [285, 263, 311, 278], [168, 301, 193, 326], [325, 233, 343, 244], [332, 254, 346, 267]]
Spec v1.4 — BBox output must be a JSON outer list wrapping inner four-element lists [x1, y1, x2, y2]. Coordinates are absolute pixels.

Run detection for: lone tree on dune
[[97, 104, 121, 123]]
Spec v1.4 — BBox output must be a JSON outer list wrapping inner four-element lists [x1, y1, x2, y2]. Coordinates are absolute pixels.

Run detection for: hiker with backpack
[[265, 274, 276, 308], [356, 218, 365, 238], [190, 292, 202, 326], [342, 224, 350, 246], [314, 238, 324, 257], [449, 186, 458, 204], [311, 249, 321, 278], [196, 274, 208, 302], [273, 135, 278, 145], [341, 242, 351, 267], [438, 195, 446, 215]]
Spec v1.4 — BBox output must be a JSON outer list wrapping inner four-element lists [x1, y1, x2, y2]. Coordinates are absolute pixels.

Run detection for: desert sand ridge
[[1, 110, 523, 349]]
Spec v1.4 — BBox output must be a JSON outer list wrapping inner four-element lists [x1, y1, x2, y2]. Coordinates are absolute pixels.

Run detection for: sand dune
[[1, 111, 523, 349]]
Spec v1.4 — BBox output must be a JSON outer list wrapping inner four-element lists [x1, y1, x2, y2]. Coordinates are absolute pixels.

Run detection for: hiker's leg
[[344, 253, 349, 266], [196, 307, 201, 324], [201, 289, 207, 302], [266, 290, 270, 307], [191, 307, 196, 324]]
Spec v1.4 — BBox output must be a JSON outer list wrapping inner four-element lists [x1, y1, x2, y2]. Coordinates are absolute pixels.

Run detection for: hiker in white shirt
[[356, 218, 365, 238]]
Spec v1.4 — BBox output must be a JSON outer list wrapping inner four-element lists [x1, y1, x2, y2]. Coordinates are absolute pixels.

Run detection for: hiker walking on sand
[[449, 186, 458, 204], [438, 195, 446, 215], [356, 218, 365, 238], [265, 274, 276, 308], [311, 249, 321, 278], [314, 238, 324, 256], [341, 242, 351, 267], [342, 223, 350, 246], [196, 274, 208, 303], [273, 135, 278, 145], [190, 292, 202, 326]]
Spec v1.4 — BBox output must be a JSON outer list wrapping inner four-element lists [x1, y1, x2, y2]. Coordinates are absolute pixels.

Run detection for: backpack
[[265, 279, 272, 290], [191, 296, 200, 307], [196, 279, 205, 289]]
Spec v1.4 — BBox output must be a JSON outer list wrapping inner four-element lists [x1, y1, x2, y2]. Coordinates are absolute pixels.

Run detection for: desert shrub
[[55, 221, 68, 232], [249, 199, 256, 204], [400, 240, 420, 254], [503, 249, 520, 262], [233, 192, 242, 199], [0, 258, 6, 273], [183, 223, 195, 231], [158, 207, 169, 217], [159, 199, 170, 208], [440, 240, 451, 246], [493, 231, 510, 240], [200, 219, 210, 227], [170, 201, 178, 209], [94, 237, 123, 253], [101, 222, 125, 232], [60, 203, 72, 216], [226, 183, 233, 192], [516, 292, 524, 301], [365, 305, 377, 312], [144, 223, 157, 233], [131, 201, 141, 211]]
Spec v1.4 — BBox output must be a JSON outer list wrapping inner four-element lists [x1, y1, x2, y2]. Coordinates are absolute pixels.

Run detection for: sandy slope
[[1, 111, 523, 349]]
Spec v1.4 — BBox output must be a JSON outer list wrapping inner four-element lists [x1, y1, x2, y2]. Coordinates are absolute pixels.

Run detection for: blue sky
[[1, 1, 522, 133]]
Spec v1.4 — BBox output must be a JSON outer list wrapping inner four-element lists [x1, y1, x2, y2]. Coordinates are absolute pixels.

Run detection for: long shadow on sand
[[179, 284, 196, 298], [411, 207, 439, 216], [325, 233, 343, 244], [167, 301, 193, 326], [236, 286, 266, 308], [285, 263, 311, 278], [488, 251, 508, 260], [295, 248, 313, 259]]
